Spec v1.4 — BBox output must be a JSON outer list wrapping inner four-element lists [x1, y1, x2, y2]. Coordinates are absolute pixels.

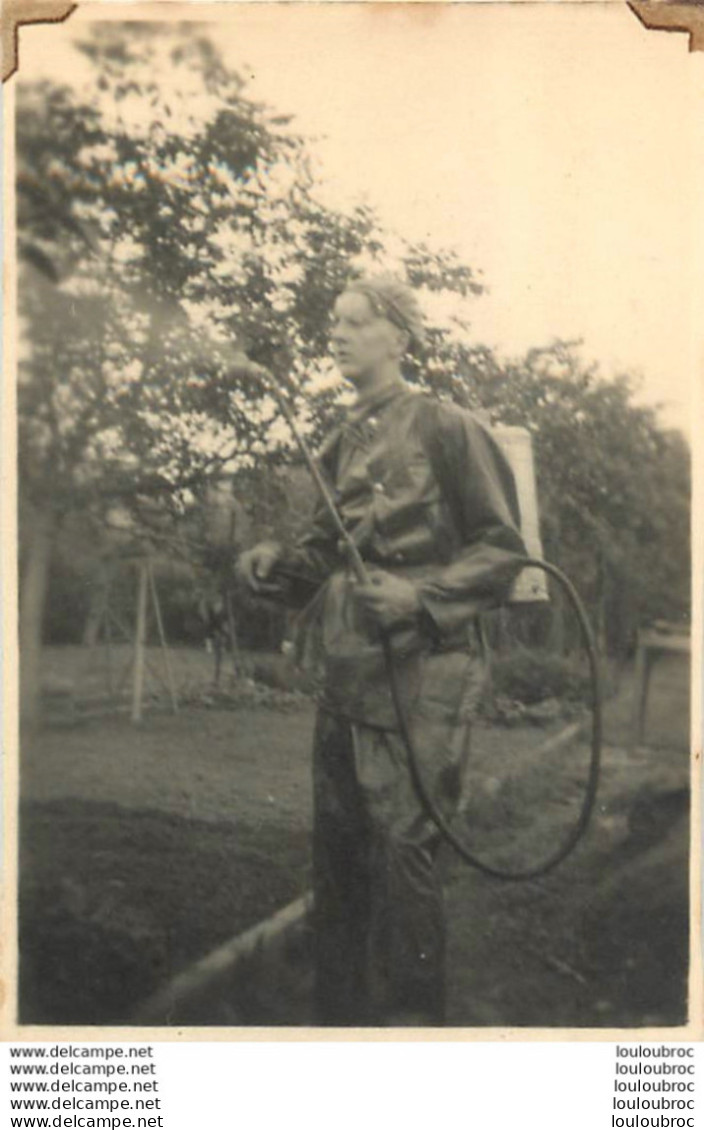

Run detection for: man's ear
[[391, 326, 410, 358]]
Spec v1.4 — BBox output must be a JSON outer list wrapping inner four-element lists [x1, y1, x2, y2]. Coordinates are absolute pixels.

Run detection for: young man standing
[[238, 275, 526, 1026]]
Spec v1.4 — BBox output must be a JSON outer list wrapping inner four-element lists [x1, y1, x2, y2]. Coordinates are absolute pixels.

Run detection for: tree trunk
[[19, 509, 56, 726], [595, 551, 609, 657]]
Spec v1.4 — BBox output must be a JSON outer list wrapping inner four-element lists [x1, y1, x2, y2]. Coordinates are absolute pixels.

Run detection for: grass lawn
[[17, 646, 691, 1028]]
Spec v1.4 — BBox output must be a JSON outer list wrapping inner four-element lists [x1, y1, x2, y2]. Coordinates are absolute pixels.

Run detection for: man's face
[[330, 290, 405, 387]]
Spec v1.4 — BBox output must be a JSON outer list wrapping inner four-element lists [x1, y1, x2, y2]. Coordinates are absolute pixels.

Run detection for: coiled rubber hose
[[382, 557, 603, 881]]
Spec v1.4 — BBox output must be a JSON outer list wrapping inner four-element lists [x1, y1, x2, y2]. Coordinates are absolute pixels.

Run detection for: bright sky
[[17, 2, 704, 434]]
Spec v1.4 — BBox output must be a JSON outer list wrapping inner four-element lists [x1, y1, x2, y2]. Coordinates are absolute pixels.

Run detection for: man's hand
[[353, 570, 421, 631], [237, 541, 283, 595]]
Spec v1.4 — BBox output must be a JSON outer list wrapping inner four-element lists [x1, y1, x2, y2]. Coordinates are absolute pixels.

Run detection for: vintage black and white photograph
[[7, 1, 698, 1032]]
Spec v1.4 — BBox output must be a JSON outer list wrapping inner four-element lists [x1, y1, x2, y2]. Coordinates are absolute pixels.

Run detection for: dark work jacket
[[280, 381, 527, 727]]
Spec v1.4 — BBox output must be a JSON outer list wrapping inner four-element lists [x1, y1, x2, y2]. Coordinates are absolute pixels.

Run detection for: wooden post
[[104, 596, 114, 701], [147, 559, 179, 714], [19, 509, 56, 726], [628, 627, 690, 751], [134, 893, 313, 1025], [131, 560, 149, 724], [225, 589, 240, 676], [81, 570, 109, 704], [213, 634, 223, 687]]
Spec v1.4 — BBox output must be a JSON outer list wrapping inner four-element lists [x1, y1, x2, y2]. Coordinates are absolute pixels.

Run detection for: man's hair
[[344, 275, 425, 345]]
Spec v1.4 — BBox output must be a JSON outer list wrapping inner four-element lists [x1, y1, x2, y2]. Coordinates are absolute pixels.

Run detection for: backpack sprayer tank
[[491, 425, 549, 604]]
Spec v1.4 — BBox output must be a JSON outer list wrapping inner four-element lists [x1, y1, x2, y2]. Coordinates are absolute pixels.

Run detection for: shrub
[[489, 647, 591, 706]]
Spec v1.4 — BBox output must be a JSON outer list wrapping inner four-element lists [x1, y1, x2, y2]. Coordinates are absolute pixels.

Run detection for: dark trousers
[[312, 706, 470, 1027]]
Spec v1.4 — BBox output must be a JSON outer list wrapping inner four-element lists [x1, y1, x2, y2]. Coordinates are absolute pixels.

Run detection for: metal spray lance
[[228, 352, 371, 585]]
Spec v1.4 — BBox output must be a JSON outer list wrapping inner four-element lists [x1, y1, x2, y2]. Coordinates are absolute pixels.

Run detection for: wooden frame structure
[[83, 550, 179, 723]]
